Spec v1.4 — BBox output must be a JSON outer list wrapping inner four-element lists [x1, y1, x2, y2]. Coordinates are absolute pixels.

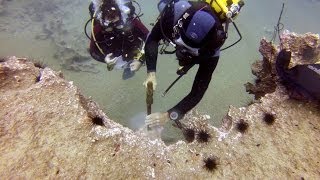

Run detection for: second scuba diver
[[87, 0, 149, 79], [143, 0, 245, 128]]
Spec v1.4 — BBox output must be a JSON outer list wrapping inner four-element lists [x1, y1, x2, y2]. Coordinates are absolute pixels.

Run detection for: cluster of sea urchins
[[182, 127, 211, 143]]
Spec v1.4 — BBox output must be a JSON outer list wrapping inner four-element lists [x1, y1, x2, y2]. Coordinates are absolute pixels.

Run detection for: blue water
[[0, 0, 319, 142]]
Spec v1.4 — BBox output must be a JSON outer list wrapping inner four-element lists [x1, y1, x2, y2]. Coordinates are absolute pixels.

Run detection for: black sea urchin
[[182, 128, 196, 143], [203, 156, 219, 172], [33, 61, 47, 69], [197, 129, 211, 143], [263, 112, 276, 125], [92, 116, 104, 126], [236, 119, 249, 133]]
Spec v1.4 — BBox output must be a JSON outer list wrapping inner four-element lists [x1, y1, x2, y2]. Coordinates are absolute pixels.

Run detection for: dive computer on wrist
[[169, 111, 179, 121]]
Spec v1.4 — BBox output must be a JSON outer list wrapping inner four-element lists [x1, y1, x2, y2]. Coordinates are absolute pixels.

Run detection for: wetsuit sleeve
[[167, 56, 219, 120], [131, 18, 149, 40], [145, 21, 164, 72]]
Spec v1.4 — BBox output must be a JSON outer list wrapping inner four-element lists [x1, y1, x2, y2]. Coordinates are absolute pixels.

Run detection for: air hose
[[84, 15, 105, 56]]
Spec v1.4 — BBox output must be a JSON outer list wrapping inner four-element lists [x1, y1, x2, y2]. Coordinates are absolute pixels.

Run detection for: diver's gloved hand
[[145, 112, 169, 128], [104, 53, 120, 71], [131, 47, 145, 72], [130, 60, 142, 72], [143, 72, 157, 90]]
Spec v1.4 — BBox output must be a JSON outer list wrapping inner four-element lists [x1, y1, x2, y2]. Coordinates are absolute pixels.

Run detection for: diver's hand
[[145, 112, 169, 128], [104, 53, 114, 63], [104, 53, 120, 71], [131, 48, 145, 72], [143, 72, 157, 90], [130, 60, 142, 72]]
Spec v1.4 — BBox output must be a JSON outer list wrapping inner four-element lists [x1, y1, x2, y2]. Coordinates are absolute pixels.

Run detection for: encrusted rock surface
[[0, 32, 320, 179]]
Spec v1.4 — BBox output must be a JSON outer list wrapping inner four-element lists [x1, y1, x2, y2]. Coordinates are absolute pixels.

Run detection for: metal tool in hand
[[162, 63, 195, 97], [146, 82, 153, 115], [146, 82, 153, 130]]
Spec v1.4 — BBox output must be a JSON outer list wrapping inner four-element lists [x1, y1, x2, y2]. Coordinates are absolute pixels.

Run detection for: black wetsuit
[[145, 1, 226, 120], [276, 49, 320, 102]]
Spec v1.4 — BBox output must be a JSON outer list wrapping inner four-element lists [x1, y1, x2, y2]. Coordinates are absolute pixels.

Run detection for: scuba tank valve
[[203, 0, 244, 21]]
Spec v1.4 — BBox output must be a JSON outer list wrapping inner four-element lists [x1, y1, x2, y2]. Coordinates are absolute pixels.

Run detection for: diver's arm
[[145, 21, 163, 72], [167, 57, 219, 120], [132, 18, 149, 40]]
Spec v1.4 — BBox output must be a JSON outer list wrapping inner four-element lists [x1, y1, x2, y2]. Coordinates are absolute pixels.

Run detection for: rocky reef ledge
[[0, 31, 319, 179]]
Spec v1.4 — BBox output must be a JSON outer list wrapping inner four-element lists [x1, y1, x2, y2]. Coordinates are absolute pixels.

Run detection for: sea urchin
[[92, 116, 104, 126], [263, 112, 276, 125], [203, 156, 219, 172], [182, 128, 196, 143], [236, 119, 249, 133], [33, 61, 47, 69], [197, 129, 211, 143]]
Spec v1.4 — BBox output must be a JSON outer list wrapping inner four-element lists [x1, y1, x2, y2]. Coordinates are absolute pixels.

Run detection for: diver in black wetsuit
[[143, 0, 244, 128]]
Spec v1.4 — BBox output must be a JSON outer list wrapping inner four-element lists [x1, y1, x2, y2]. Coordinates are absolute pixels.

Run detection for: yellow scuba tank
[[204, 0, 244, 21]]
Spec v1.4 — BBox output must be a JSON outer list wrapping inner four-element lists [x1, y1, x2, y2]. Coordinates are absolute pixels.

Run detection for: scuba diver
[[276, 49, 320, 103], [86, 0, 149, 79], [143, 0, 244, 128]]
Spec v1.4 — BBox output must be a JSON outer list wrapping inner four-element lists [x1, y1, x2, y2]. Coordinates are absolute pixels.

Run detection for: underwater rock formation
[[0, 32, 320, 179]]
